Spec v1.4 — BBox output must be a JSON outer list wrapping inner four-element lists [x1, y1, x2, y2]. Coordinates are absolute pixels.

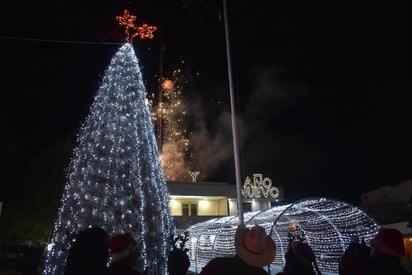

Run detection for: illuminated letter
[[188, 171, 200, 182]]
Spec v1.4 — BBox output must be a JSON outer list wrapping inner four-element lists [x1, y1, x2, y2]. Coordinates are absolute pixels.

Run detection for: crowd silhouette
[[10, 224, 410, 274]]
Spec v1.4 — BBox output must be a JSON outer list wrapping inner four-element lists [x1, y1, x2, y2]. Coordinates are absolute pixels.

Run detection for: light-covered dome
[[185, 197, 380, 274]]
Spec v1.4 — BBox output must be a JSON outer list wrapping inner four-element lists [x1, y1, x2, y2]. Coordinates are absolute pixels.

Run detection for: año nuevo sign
[[241, 174, 279, 199]]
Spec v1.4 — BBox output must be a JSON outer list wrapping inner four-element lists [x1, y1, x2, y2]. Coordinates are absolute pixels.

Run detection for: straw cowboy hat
[[235, 224, 276, 267]]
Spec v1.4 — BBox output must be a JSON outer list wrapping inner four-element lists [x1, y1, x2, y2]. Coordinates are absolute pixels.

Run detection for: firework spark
[[152, 69, 192, 181]]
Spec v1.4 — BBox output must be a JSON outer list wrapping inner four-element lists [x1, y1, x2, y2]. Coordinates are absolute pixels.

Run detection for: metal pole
[[157, 30, 166, 151], [223, 0, 243, 225]]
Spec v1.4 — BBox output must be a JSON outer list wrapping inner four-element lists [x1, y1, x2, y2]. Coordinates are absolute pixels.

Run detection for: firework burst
[[151, 68, 193, 181]]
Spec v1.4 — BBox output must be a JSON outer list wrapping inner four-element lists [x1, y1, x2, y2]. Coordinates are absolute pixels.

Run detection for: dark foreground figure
[[364, 228, 410, 275], [199, 224, 276, 275]]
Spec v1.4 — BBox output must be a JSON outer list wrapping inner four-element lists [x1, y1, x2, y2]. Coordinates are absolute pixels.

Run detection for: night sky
[[1, 0, 412, 207]]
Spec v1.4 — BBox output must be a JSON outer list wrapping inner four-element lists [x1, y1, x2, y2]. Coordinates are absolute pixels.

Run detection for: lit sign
[[241, 174, 279, 199], [188, 171, 200, 182]]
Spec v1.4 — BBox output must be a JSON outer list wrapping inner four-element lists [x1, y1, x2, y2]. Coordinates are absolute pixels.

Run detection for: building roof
[[382, 222, 412, 235], [361, 179, 412, 203], [167, 180, 283, 201], [167, 181, 237, 197]]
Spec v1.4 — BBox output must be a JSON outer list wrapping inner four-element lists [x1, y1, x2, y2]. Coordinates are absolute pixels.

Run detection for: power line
[[0, 36, 123, 45]]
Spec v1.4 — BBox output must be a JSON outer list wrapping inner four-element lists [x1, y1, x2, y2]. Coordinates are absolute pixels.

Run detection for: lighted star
[[116, 10, 157, 43], [116, 10, 137, 28], [137, 23, 157, 39]]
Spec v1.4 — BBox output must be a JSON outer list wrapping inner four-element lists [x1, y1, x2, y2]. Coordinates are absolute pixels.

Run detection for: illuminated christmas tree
[[41, 43, 173, 274]]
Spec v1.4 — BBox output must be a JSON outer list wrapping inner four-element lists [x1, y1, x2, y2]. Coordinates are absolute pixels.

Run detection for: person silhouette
[[339, 236, 363, 275], [364, 228, 410, 275], [276, 241, 322, 275], [358, 238, 371, 270], [64, 227, 110, 275], [167, 248, 190, 275]]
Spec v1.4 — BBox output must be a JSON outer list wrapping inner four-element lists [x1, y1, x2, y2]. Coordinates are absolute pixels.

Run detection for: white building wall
[[228, 199, 237, 215], [361, 180, 412, 204]]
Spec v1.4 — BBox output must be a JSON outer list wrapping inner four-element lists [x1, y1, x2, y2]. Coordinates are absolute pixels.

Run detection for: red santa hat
[[109, 233, 137, 261], [371, 228, 405, 258]]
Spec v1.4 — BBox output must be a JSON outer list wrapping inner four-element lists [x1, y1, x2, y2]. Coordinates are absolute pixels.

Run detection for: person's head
[[350, 236, 359, 244], [64, 227, 109, 275], [283, 241, 321, 275], [234, 224, 276, 268], [167, 249, 190, 275], [345, 236, 361, 254], [109, 233, 139, 268], [370, 228, 405, 259]]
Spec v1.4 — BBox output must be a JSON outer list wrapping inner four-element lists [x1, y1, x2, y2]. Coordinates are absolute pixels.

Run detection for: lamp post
[[223, 0, 244, 225], [157, 31, 166, 149]]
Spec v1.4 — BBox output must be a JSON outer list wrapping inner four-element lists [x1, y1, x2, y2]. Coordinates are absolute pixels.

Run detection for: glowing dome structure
[[185, 197, 380, 274]]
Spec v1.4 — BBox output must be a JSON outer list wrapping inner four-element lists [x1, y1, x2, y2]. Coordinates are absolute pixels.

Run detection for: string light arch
[[185, 197, 380, 274]]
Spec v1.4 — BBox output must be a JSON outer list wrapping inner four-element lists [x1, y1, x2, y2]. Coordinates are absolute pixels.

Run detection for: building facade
[[361, 180, 412, 259], [361, 180, 412, 224], [167, 174, 284, 231]]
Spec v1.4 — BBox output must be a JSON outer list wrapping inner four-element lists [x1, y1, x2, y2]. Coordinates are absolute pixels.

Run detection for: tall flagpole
[[223, 0, 244, 225], [157, 29, 166, 150]]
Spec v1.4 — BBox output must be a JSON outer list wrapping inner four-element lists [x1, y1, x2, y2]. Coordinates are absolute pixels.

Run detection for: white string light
[[186, 197, 380, 274], [41, 43, 173, 274]]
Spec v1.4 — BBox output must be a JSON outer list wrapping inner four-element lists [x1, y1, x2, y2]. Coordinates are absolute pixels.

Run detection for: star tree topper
[[116, 10, 157, 43]]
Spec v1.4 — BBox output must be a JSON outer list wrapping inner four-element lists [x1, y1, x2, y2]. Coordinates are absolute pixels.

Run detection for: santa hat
[[371, 228, 405, 258], [291, 241, 315, 266], [109, 233, 137, 261], [235, 224, 276, 267]]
